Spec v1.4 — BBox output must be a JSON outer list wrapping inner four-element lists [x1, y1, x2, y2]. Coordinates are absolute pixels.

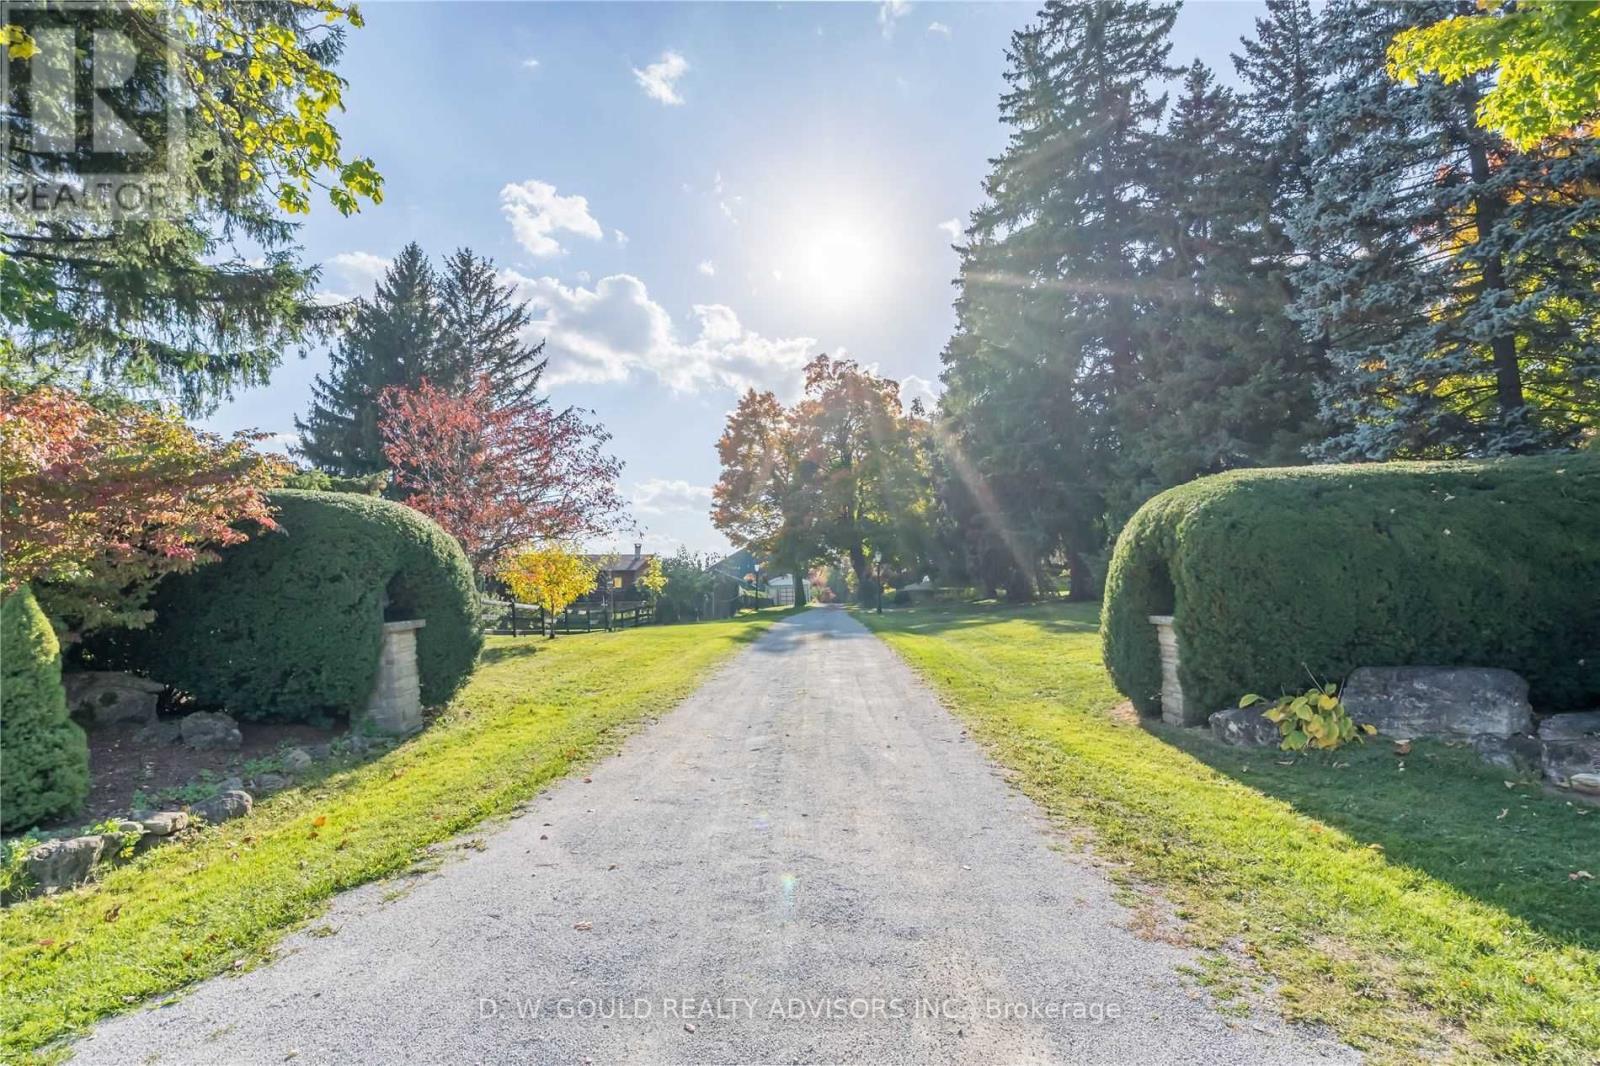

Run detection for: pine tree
[[295, 243, 443, 475], [1233, 0, 1323, 252], [1124, 61, 1321, 510], [939, 0, 1180, 597], [1295, 0, 1600, 459], [437, 249, 549, 407]]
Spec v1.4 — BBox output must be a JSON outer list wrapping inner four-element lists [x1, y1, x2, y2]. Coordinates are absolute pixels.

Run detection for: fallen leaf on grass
[[312, 815, 327, 828], [103, 904, 121, 923], [1571, 871, 1594, 881], [1393, 740, 1412, 756]]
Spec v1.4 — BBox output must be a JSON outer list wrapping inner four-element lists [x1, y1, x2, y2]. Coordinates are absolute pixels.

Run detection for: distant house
[[583, 543, 656, 600], [710, 547, 762, 583]]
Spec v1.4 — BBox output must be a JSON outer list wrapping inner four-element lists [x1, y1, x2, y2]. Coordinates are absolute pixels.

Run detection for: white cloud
[[879, 0, 910, 37], [937, 217, 963, 242], [614, 229, 629, 246], [500, 180, 604, 258], [698, 260, 716, 277], [633, 51, 689, 105], [712, 170, 741, 224], [927, 21, 951, 37], [504, 270, 817, 397], [899, 374, 941, 411], [521, 57, 541, 70], [632, 478, 713, 516], [318, 251, 390, 301]]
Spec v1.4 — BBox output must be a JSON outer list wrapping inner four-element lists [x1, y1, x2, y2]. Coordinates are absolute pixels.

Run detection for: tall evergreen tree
[[295, 242, 442, 475], [437, 248, 548, 407], [1232, 0, 1323, 253], [2, 1, 381, 415], [296, 244, 552, 474], [1125, 61, 1321, 507], [1295, 0, 1600, 459], [939, 0, 1179, 597]]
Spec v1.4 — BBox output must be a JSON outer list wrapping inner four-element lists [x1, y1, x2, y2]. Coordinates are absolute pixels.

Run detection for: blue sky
[[202, 0, 1267, 558]]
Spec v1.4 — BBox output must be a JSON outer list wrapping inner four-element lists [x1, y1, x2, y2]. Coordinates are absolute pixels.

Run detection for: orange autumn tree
[[0, 387, 282, 638]]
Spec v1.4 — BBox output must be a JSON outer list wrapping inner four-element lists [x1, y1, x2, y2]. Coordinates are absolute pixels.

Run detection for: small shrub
[[0, 586, 89, 831], [1102, 454, 1600, 716], [105, 491, 482, 721], [1240, 683, 1374, 751]]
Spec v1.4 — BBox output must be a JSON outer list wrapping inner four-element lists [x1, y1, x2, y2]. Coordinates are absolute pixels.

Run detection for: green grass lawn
[[0, 611, 789, 1062], [860, 600, 1600, 1065]]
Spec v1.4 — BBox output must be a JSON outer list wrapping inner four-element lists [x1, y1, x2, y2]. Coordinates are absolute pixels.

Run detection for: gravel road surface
[[68, 606, 1354, 1065]]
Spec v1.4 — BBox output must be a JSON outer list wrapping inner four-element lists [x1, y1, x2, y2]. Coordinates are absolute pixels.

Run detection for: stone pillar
[[1148, 615, 1202, 726], [357, 620, 426, 736]]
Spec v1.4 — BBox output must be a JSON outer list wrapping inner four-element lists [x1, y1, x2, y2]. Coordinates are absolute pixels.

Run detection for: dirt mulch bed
[[74, 717, 343, 827]]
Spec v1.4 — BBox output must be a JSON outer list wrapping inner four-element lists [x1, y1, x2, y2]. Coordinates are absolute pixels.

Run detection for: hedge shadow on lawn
[[857, 601, 1102, 638], [1153, 720, 1600, 952]]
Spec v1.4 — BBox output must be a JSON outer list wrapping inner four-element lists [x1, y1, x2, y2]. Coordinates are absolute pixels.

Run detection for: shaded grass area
[[0, 612, 790, 1061], [860, 600, 1599, 1064]]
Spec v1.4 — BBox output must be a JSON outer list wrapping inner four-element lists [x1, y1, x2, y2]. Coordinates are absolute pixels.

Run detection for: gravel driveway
[[68, 606, 1354, 1065]]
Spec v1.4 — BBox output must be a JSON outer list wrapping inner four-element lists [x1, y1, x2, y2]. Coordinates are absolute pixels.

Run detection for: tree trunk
[[847, 542, 869, 602], [1464, 106, 1526, 428], [792, 571, 806, 607], [1065, 550, 1099, 601]]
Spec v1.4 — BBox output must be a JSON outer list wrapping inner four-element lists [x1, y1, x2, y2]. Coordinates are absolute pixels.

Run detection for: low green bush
[[1102, 454, 1600, 717], [114, 491, 481, 721], [1, 586, 90, 831]]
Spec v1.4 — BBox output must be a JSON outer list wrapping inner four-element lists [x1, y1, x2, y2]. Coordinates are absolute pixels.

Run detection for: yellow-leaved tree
[[637, 556, 667, 598], [498, 546, 597, 638]]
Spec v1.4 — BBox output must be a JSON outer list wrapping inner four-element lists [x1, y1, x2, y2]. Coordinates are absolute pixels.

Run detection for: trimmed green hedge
[[2, 586, 89, 831], [1101, 454, 1600, 717], [121, 491, 481, 721]]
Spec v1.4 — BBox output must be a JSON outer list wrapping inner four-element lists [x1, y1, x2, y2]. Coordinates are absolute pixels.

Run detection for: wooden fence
[[481, 597, 656, 636]]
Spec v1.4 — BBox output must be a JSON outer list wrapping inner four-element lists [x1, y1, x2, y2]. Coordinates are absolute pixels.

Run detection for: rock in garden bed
[[24, 836, 104, 893], [180, 711, 242, 751], [63, 671, 164, 726], [1341, 666, 1532, 740], [1208, 706, 1281, 748], [191, 790, 253, 824]]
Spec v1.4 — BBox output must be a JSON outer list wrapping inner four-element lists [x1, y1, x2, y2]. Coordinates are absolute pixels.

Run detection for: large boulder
[[1209, 706, 1281, 748], [1540, 737, 1600, 790], [1341, 667, 1532, 740], [24, 835, 104, 892], [62, 671, 163, 726], [1538, 711, 1600, 740]]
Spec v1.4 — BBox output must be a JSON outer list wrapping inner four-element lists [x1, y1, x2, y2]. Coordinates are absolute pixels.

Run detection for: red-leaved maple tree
[[0, 387, 284, 637], [378, 375, 624, 573]]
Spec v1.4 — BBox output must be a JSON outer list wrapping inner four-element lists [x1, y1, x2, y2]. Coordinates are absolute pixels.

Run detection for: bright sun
[[796, 222, 883, 302], [788, 215, 886, 311]]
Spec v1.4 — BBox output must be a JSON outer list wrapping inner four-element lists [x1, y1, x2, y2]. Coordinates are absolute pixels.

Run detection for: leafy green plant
[[0, 835, 41, 902], [85, 819, 142, 862], [1240, 682, 1375, 752]]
